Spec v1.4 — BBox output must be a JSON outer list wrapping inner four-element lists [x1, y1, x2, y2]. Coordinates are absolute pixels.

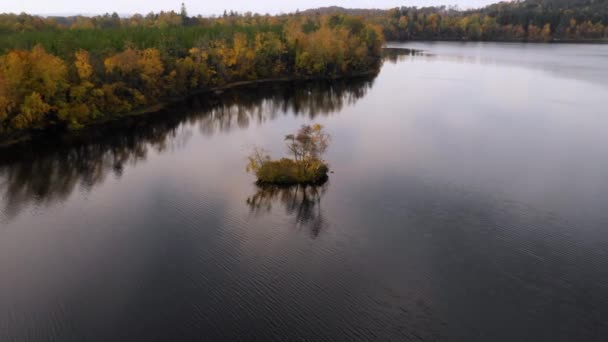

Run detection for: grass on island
[[251, 158, 329, 186], [247, 124, 330, 186]]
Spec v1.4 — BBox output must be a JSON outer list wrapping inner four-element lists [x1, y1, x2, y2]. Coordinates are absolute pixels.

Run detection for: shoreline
[[386, 38, 608, 44], [0, 71, 378, 148]]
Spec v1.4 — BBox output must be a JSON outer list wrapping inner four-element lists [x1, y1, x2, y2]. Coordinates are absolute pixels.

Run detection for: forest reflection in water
[[246, 183, 328, 238], [0, 77, 375, 221], [382, 48, 427, 64]]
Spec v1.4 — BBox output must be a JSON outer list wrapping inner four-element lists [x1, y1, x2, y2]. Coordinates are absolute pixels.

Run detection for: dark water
[[2, 42, 608, 341]]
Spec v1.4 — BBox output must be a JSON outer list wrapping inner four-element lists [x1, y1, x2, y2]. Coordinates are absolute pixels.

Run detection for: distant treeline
[[304, 0, 608, 41], [0, 10, 383, 136]]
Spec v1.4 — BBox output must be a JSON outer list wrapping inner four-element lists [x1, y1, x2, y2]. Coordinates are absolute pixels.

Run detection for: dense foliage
[[0, 11, 383, 136], [305, 0, 608, 41]]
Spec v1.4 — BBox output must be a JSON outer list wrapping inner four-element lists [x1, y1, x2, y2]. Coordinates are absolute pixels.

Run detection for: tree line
[[375, 4, 607, 41], [304, 0, 608, 41], [0, 11, 383, 136]]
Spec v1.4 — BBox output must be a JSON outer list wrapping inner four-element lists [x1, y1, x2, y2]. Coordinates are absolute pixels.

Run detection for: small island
[[247, 124, 330, 185]]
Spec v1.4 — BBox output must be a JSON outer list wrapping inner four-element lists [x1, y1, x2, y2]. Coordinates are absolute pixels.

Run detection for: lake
[[1, 42, 608, 341]]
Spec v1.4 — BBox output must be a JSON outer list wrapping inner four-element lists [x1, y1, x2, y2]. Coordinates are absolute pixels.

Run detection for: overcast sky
[[3, 0, 503, 16]]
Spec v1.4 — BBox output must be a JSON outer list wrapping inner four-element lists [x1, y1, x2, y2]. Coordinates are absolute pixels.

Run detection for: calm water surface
[[2, 42, 608, 341]]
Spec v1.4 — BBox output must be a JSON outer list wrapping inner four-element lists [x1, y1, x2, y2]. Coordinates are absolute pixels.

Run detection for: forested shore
[[1, 0, 607, 142], [0, 10, 383, 139], [304, 0, 608, 42]]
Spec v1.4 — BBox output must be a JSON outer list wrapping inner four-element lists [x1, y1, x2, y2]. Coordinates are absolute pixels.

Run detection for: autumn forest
[[0, 10, 383, 137], [0, 0, 607, 139]]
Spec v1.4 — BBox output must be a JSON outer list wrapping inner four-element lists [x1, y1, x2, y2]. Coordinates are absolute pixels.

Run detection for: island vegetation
[[0, 8, 383, 140], [246, 124, 330, 185]]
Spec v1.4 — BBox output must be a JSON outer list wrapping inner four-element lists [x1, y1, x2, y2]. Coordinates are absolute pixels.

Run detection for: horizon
[[2, 0, 506, 17]]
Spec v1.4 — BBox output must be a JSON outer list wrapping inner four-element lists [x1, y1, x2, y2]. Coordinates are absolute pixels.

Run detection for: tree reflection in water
[[0, 77, 375, 221], [382, 48, 427, 64], [246, 183, 329, 238]]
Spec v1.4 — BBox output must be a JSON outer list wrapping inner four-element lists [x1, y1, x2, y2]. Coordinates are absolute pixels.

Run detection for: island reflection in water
[[246, 183, 329, 238], [0, 77, 375, 221]]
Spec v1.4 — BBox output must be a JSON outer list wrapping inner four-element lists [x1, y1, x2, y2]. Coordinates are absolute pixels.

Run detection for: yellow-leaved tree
[[0, 74, 9, 130], [104, 47, 164, 99], [13, 92, 51, 130], [58, 49, 97, 129], [0, 45, 67, 130], [74, 49, 94, 80]]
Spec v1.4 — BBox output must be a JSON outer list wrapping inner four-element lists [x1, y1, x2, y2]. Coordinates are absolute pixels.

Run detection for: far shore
[[386, 38, 608, 44]]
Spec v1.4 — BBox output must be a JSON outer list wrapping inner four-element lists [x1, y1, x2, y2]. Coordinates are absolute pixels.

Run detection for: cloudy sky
[[4, 0, 503, 16]]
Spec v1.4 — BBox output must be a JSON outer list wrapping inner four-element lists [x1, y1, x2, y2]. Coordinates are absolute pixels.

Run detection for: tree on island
[[247, 124, 331, 185]]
